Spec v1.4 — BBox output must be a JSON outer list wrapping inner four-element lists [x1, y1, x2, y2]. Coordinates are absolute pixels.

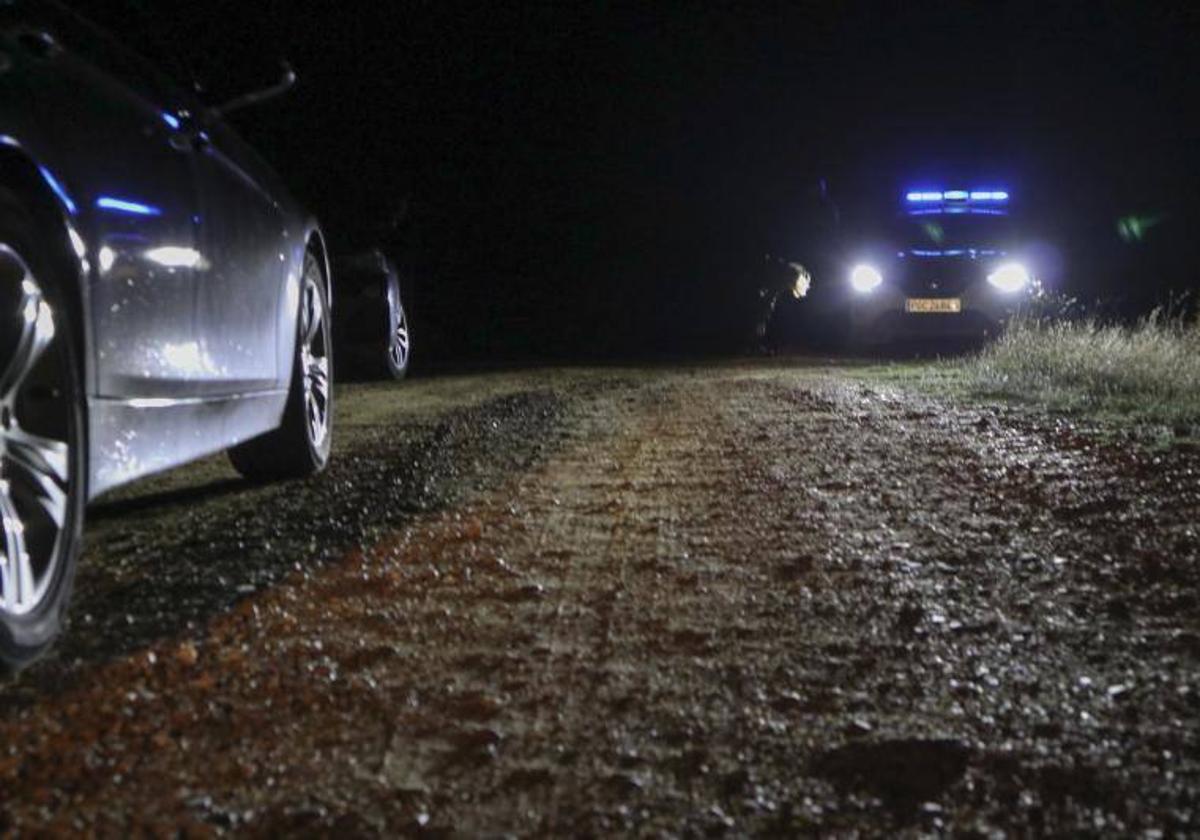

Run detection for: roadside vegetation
[[961, 308, 1200, 426]]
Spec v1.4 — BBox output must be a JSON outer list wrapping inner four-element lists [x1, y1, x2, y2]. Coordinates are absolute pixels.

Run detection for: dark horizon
[[114, 0, 1200, 357]]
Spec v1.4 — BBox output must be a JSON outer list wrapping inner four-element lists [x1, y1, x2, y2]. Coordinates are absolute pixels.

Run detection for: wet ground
[[1, 361, 1197, 835]]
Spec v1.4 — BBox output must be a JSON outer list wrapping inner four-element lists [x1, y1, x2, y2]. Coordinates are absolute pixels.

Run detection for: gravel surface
[[0, 362, 1197, 835]]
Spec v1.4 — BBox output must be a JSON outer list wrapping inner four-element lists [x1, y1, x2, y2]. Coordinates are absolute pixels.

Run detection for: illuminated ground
[[1, 361, 1196, 834]]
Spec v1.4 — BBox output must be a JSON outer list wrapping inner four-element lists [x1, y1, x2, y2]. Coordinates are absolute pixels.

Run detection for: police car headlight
[[850, 264, 883, 294], [987, 262, 1030, 293]]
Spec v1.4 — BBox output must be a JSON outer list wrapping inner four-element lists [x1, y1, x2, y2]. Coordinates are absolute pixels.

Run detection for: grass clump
[[962, 310, 1200, 425]]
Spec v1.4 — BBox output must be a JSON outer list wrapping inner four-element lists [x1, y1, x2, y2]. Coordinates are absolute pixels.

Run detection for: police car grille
[[898, 261, 978, 295]]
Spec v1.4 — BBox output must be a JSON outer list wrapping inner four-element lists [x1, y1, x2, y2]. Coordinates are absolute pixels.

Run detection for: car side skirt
[[86, 389, 288, 500]]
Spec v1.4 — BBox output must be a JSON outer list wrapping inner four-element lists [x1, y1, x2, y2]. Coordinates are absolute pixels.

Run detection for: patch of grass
[[959, 311, 1200, 426]]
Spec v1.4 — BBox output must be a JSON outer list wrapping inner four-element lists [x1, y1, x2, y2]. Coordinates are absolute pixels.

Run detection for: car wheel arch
[[304, 226, 333, 310], [0, 148, 92, 518], [0, 148, 90, 357]]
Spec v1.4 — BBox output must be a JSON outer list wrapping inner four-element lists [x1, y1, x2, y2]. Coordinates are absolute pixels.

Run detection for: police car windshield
[[893, 214, 1016, 252]]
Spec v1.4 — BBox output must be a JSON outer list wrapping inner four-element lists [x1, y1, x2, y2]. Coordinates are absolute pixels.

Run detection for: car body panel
[[331, 248, 400, 363], [193, 120, 299, 396], [332, 248, 394, 344], [2, 0, 202, 399], [86, 390, 287, 497], [0, 0, 327, 500]]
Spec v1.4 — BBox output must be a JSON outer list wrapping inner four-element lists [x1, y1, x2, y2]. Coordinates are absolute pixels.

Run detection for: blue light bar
[[909, 248, 1005, 258], [907, 188, 1010, 204], [96, 196, 162, 217], [161, 111, 181, 130], [38, 166, 78, 215]]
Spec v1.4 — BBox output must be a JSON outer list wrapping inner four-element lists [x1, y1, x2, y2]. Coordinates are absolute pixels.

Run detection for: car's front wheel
[[228, 253, 333, 480], [0, 196, 86, 673]]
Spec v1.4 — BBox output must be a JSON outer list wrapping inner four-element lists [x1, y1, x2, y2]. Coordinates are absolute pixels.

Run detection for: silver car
[[1, 1, 333, 669]]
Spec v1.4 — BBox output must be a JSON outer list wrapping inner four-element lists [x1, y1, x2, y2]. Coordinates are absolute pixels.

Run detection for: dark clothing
[[747, 255, 809, 353]]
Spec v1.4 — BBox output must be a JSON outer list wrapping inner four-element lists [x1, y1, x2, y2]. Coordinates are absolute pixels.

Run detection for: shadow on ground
[[1, 389, 573, 709]]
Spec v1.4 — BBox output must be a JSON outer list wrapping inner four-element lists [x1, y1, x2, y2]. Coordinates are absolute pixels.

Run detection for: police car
[[843, 188, 1041, 342]]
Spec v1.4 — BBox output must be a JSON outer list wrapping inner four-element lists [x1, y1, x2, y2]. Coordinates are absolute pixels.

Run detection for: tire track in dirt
[[0, 365, 1195, 835], [463, 377, 848, 835]]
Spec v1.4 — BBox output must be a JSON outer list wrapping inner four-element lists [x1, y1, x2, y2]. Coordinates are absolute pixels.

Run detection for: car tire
[[384, 271, 410, 380], [228, 252, 333, 481], [0, 191, 87, 673]]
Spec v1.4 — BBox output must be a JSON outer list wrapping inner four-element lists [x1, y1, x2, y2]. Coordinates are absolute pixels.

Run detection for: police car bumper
[[848, 282, 1027, 343]]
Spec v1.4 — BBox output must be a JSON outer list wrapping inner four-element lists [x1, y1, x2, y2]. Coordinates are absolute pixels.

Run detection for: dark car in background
[[332, 249, 411, 379], [0, 0, 333, 668], [840, 189, 1042, 344]]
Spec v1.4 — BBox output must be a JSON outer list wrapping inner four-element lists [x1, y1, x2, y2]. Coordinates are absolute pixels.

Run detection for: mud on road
[[1, 362, 1197, 835]]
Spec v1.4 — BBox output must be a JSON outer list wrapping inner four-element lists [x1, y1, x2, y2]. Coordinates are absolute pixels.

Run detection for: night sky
[[106, 1, 1200, 357]]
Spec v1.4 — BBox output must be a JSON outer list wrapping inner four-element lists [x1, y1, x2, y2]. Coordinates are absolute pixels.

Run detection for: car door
[[189, 119, 287, 395], [11, 1, 203, 399]]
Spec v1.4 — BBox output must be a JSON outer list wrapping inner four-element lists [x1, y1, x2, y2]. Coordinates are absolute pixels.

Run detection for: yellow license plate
[[906, 297, 962, 313]]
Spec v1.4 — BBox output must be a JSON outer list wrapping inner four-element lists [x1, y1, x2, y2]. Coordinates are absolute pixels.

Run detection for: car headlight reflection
[[987, 262, 1030, 293], [850, 264, 883, 294]]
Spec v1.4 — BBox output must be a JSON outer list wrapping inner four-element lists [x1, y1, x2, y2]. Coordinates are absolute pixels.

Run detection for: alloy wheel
[[0, 244, 71, 617], [299, 269, 331, 451], [389, 302, 409, 372]]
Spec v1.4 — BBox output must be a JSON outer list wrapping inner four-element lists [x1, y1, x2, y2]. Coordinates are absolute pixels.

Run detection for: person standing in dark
[[783, 176, 846, 350], [742, 176, 835, 353], [747, 254, 811, 354]]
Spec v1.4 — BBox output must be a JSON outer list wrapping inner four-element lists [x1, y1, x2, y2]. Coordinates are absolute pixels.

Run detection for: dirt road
[[1, 362, 1197, 835]]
